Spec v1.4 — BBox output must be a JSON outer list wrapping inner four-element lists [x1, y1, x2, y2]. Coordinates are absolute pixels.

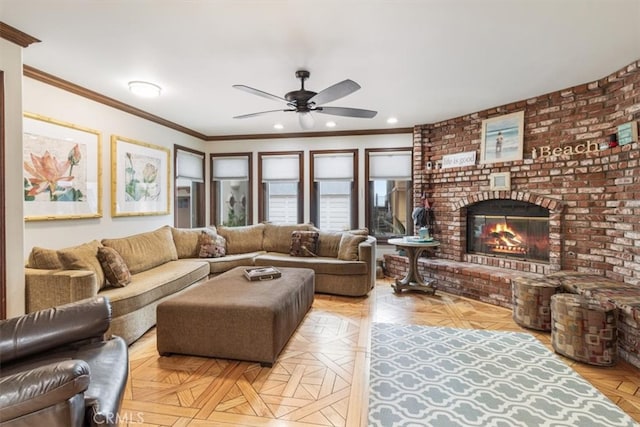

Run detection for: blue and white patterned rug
[[369, 323, 639, 427]]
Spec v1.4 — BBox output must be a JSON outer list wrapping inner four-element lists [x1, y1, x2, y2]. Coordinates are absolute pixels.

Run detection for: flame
[[486, 223, 527, 254]]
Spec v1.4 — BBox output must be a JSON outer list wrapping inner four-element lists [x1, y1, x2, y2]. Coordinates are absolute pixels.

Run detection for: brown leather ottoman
[[156, 266, 314, 366]]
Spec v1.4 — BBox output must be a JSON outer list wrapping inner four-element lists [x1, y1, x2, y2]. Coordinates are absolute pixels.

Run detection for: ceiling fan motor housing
[[285, 70, 316, 111]]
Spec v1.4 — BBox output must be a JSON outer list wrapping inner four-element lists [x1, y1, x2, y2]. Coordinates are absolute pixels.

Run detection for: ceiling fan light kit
[[233, 70, 377, 129]]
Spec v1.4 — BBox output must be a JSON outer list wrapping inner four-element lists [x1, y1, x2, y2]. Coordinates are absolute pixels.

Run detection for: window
[[365, 148, 413, 241], [210, 153, 252, 227], [174, 146, 205, 228], [258, 152, 303, 224], [310, 150, 357, 231]]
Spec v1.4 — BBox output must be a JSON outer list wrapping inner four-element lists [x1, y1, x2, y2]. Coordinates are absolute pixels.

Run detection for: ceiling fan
[[232, 70, 377, 129]]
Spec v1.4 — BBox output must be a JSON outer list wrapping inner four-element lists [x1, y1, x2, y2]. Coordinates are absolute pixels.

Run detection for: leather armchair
[[0, 297, 128, 427]]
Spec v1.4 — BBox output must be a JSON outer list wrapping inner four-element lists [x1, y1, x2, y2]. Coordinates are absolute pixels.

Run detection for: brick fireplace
[[384, 59, 640, 307]]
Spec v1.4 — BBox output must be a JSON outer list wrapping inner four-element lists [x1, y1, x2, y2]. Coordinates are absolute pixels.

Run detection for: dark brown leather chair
[[0, 296, 128, 427]]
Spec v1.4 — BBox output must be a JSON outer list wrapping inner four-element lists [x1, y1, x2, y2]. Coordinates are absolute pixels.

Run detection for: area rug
[[369, 323, 638, 427]]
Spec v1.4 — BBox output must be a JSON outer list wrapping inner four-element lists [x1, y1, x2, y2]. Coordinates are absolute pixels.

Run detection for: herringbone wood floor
[[121, 279, 640, 426]]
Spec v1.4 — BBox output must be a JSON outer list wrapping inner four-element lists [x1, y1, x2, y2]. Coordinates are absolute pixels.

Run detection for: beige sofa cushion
[[27, 247, 63, 269], [263, 223, 313, 253], [171, 226, 217, 258], [58, 240, 106, 289], [102, 226, 178, 274], [217, 224, 265, 254], [316, 232, 343, 258], [255, 253, 367, 275], [338, 234, 367, 261]]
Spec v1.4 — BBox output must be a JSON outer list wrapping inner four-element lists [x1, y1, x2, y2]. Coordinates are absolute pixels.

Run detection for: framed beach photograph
[[480, 111, 525, 164], [111, 135, 170, 217], [23, 113, 102, 221]]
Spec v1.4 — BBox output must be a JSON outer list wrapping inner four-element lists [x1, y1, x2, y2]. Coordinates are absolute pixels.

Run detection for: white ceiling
[[3, 0, 640, 137]]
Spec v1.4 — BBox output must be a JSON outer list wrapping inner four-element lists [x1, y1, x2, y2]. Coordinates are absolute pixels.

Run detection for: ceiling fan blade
[[232, 85, 288, 103], [308, 79, 360, 105], [233, 109, 294, 119], [315, 106, 377, 118]]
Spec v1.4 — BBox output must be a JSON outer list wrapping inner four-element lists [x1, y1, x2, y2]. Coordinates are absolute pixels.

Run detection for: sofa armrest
[[0, 360, 90, 422], [0, 297, 112, 364], [358, 236, 377, 289], [25, 267, 99, 313]]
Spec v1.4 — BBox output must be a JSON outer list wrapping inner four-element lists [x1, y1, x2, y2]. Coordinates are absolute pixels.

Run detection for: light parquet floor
[[121, 278, 640, 426]]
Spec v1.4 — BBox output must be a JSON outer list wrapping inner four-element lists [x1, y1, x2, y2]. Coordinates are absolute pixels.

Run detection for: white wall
[[1, 38, 26, 317], [206, 134, 413, 227], [22, 78, 204, 257]]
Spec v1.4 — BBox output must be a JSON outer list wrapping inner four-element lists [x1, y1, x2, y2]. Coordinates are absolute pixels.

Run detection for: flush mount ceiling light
[[325, 121, 336, 128], [273, 123, 284, 130], [387, 117, 398, 124], [128, 81, 161, 98]]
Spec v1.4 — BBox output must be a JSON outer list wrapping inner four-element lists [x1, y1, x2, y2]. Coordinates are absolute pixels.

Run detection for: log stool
[[550, 293, 618, 366], [511, 277, 561, 331]]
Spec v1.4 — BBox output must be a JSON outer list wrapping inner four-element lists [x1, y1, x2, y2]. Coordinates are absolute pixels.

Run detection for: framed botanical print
[[23, 112, 102, 221], [480, 111, 525, 164], [111, 135, 170, 217]]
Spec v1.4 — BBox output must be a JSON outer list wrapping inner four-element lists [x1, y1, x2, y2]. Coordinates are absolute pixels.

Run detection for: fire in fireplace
[[466, 200, 550, 263]]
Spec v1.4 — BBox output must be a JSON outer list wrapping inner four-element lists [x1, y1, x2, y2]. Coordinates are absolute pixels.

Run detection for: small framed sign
[[617, 121, 638, 146], [489, 172, 511, 191]]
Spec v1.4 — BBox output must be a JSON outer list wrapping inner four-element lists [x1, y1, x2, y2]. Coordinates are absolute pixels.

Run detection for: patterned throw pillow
[[97, 246, 131, 288], [199, 231, 226, 258], [290, 231, 319, 257]]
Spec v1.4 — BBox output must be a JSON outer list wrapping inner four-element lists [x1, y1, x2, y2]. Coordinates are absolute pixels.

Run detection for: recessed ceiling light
[[128, 81, 161, 98], [387, 117, 398, 124], [325, 121, 336, 128], [273, 123, 284, 130]]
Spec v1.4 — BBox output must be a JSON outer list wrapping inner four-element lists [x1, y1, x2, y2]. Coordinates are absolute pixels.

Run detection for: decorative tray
[[405, 236, 435, 243]]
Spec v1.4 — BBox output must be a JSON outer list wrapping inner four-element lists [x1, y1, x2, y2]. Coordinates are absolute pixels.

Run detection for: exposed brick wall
[[414, 59, 640, 287]]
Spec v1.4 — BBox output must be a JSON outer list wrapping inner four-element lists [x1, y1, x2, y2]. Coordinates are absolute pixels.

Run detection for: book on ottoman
[[243, 266, 282, 281]]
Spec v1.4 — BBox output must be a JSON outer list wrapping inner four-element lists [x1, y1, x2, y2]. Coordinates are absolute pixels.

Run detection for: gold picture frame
[[23, 112, 102, 221], [480, 111, 525, 164], [111, 135, 170, 217]]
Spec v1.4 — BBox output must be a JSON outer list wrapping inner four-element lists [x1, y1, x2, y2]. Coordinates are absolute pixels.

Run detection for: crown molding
[[23, 65, 208, 140], [205, 127, 414, 141], [0, 22, 40, 48]]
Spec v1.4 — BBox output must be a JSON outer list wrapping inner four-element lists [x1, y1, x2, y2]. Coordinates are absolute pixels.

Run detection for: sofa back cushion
[[263, 223, 313, 253], [316, 232, 343, 258], [171, 226, 218, 258], [217, 224, 265, 254], [102, 226, 178, 274], [58, 240, 106, 289]]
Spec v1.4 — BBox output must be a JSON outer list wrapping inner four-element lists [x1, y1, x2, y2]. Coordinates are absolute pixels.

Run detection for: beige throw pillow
[[57, 240, 106, 289], [27, 247, 63, 269], [337, 233, 367, 261], [97, 246, 131, 287]]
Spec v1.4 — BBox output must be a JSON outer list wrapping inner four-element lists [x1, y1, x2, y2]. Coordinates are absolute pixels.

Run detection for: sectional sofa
[[24, 223, 376, 345]]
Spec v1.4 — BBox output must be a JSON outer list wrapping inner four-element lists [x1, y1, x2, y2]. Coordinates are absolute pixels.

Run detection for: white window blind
[[212, 156, 249, 181], [262, 155, 300, 182], [314, 153, 354, 181], [369, 151, 412, 180], [176, 150, 204, 182]]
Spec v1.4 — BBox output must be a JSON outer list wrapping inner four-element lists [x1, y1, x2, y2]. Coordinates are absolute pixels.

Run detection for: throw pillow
[[27, 247, 63, 269], [199, 231, 226, 258], [97, 246, 131, 288], [57, 240, 106, 289], [337, 233, 367, 261], [290, 230, 319, 257]]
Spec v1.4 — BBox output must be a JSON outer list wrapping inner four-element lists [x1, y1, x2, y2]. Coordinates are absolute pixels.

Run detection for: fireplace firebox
[[466, 200, 550, 263]]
